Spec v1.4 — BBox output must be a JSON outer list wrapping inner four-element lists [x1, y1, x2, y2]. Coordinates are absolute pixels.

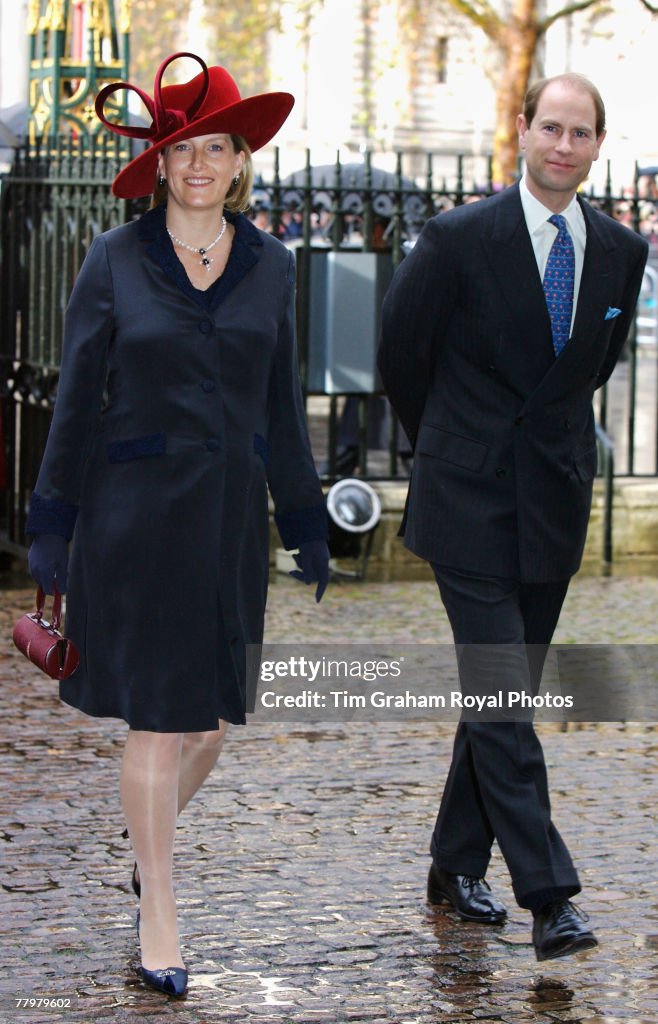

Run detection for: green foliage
[[202, 0, 281, 96], [127, 0, 324, 97], [128, 0, 191, 92], [127, 0, 291, 97]]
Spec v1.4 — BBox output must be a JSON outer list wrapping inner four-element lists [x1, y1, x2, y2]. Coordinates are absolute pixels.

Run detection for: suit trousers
[[430, 565, 581, 910]]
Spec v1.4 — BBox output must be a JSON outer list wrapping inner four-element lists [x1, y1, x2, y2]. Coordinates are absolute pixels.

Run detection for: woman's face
[[157, 133, 244, 214]]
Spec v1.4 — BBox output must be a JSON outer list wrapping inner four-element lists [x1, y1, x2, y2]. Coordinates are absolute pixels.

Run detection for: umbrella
[[0, 102, 27, 167], [280, 162, 427, 226]]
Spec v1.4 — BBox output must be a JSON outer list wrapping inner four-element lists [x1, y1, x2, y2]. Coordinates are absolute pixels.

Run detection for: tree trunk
[[492, 12, 538, 186]]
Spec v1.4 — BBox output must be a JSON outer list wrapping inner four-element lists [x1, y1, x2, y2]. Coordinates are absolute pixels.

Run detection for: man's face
[[516, 81, 606, 211]]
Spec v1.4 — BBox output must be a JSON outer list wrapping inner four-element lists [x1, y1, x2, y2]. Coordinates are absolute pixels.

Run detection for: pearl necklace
[[167, 216, 227, 270]]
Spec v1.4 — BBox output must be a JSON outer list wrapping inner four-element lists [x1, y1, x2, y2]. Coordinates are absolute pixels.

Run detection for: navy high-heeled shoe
[[131, 862, 141, 899], [141, 966, 188, 997], [122, 829, 141, 898]]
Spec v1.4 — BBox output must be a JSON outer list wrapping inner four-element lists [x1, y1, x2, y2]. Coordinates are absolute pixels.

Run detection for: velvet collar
[[137, 203, 263, 311]]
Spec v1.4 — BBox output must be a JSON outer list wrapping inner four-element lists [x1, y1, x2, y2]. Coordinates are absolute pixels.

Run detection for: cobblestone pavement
[[1, 570, 657, 1024]]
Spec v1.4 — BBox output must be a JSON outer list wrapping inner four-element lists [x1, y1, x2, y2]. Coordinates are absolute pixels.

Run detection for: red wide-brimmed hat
[[96, 52, 294, 199]]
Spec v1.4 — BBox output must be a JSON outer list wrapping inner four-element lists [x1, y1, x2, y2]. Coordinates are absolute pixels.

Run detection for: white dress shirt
[[519, 174, 587, 336]]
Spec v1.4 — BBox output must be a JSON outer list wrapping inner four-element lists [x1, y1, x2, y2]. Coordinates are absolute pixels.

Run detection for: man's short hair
[[523, 73, 606, 137]]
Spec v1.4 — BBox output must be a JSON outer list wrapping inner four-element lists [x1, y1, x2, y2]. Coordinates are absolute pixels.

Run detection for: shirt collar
[[138, 202, 263, 248], [519, 173, 584, 238], [138, 203, 263, 311]]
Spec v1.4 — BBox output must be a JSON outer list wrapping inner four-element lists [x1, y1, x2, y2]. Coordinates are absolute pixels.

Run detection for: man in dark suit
[[378, 73, 648, 961]]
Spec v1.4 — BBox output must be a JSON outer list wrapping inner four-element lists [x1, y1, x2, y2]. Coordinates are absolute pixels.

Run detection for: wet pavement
[[1, 569, 657, 1024]]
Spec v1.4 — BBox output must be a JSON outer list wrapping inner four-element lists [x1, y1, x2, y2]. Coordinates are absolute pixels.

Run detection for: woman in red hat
[[25, 53, 329, 997]]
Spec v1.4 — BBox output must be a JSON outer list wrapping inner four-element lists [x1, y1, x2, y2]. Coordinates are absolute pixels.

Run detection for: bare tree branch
[[444, 0, 503, 42], [538, 0, 604, 36], [440, 0, 658, 182]]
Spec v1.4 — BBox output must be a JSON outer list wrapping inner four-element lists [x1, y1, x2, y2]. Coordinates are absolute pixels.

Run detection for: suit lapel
[[483, 186, 617, 341], [481, 184, 552, 339], [523, 197, 620, 408], [480, 184, 556, 386], [570, 196, 616, 343], [480, 186, 622, 406]]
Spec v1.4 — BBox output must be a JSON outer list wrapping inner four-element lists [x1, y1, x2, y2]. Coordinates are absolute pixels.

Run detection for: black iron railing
[[1, 140, 657, 555]]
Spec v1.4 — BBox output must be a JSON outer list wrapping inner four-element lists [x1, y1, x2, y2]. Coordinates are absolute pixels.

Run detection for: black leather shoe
[[319, 446, 359, 477], [533, 899, 598, 961], [427, 863, 507, 924]]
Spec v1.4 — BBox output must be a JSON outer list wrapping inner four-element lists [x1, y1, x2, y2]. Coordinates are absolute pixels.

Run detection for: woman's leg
[[121, 730, 184, 970], [177, 721, 228, 814], [129, 722, 228, 909]]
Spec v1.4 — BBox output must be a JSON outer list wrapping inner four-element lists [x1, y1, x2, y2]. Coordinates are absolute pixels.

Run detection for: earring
[[232, 175, 240, 186], [158, 176, 166, 186]]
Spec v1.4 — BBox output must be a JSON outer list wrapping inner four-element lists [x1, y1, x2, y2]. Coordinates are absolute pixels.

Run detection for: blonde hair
[[150, 134, 254, 212], [225, 135, 253, 213]]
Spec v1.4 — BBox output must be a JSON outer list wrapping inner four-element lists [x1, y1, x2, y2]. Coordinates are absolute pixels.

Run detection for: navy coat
[[27, 207, 326, 730], [378, 184, 648, 582]]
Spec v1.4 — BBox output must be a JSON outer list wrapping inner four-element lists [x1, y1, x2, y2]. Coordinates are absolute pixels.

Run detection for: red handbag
[[13, 587, 80, 680]]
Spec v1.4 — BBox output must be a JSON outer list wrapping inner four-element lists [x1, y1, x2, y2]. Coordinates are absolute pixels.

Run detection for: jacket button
[[201, 379, 215, 393], [199, 319, 213, 335], [564, 418, 571, 430], [514, 415, 523, 425], [206, 438, 220, 452], [495, 467, 506, 478]]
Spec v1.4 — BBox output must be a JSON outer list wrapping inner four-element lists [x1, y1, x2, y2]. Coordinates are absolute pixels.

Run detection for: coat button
[[201, 379, 215, 393], [495, 467, 506, 478], [198, 319, 213, 335], [206, 438, 220, 452], [514, 415, 523, 425]]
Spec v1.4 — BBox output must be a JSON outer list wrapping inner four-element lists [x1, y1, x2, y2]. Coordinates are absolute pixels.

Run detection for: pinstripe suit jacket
[[378, 183, 648, 581]]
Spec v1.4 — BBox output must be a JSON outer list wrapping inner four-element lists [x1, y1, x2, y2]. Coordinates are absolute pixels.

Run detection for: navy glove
[[28, 534, 69, 595], [289, 540, 330, 603]]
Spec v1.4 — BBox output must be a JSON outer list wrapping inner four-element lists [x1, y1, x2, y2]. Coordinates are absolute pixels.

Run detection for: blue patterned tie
[[542, 214, 575, 356]]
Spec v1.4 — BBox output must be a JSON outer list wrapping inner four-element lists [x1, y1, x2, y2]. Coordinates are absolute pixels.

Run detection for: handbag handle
[[35, 586, 63, 632]]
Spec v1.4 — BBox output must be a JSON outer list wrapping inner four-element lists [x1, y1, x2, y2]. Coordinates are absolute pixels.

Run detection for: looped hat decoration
[[95, 51, 294, 199]]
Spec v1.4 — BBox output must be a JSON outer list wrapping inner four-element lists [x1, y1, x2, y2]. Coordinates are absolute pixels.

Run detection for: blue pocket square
[[605, 306, 622, 320]]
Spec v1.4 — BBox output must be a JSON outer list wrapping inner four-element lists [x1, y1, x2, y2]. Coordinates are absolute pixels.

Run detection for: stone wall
[[272, 478, 658, 580]]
